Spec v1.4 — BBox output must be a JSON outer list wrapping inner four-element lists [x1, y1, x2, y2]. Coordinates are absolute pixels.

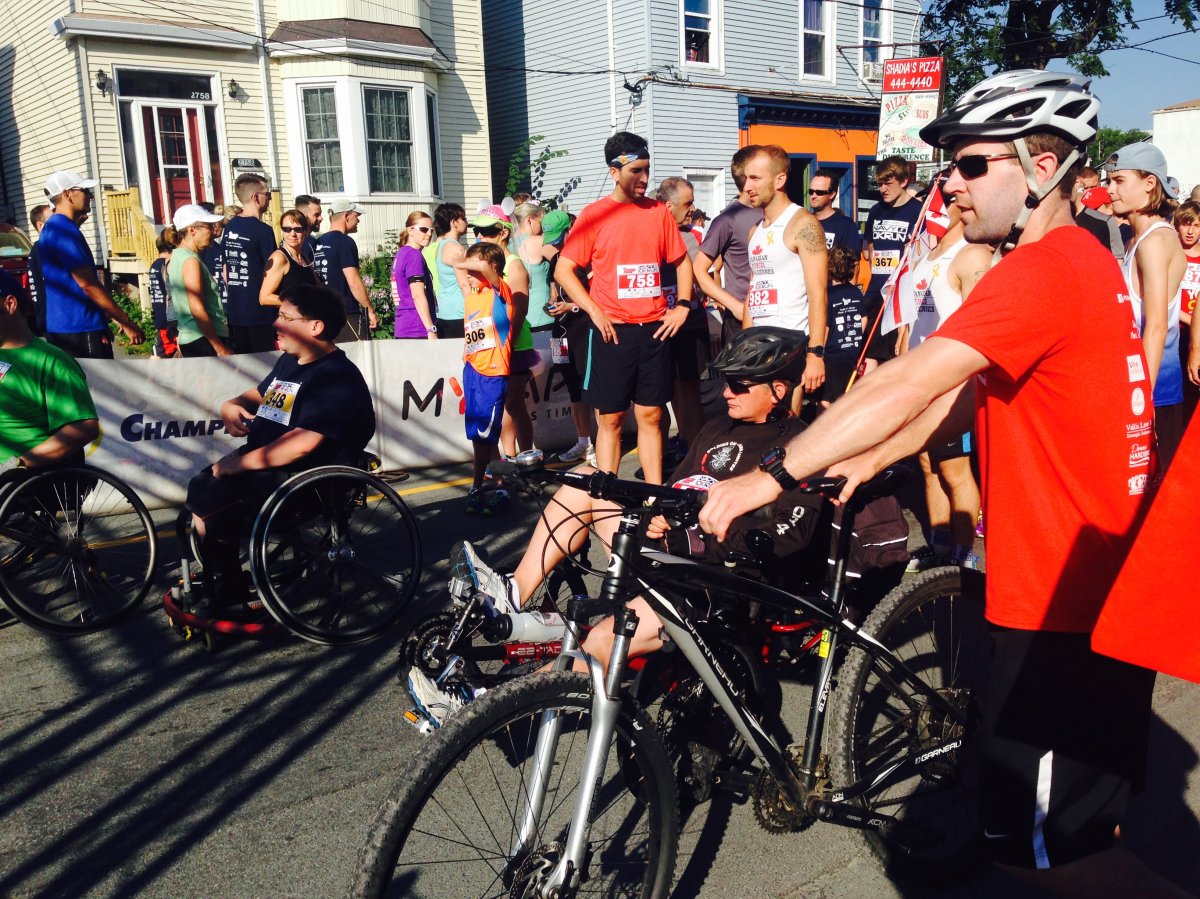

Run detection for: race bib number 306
[[617, 264, 661, 300], [258, 379, 300, 425], [465, 317, 498, 356]]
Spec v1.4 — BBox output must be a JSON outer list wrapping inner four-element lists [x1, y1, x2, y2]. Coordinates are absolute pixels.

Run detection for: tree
[[505, 135, 569, 204], [1090, 126, 1152, 167], [920, 1, 1200, 101]]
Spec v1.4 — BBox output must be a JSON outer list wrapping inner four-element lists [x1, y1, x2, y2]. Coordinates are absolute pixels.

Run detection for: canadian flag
[[880, 249, 916, 335]]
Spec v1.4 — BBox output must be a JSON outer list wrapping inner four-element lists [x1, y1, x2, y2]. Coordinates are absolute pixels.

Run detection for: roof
[[269, 19, 434, 50], [1154, 97, 1200, 113]]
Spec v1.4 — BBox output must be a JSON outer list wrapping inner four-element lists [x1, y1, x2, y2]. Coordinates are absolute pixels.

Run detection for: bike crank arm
[[808, 798, 942, 852]]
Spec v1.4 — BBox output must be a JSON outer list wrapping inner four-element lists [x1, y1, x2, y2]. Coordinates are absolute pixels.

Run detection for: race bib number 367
[[258, 379, 300, 425], [617, 264, 661, 300], [871, 250, 900, 275]]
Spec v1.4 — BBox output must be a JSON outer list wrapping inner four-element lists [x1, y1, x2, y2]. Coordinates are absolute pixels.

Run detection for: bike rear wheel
[[828, 567, 989, 877], [354, 671, 678, 898]]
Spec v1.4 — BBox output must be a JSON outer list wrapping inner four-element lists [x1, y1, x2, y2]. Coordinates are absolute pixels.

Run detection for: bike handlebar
[[489, 461, 706, 517]]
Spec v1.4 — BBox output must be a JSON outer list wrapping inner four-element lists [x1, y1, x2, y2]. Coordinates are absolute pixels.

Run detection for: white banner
[[79, 332, 589, 507]]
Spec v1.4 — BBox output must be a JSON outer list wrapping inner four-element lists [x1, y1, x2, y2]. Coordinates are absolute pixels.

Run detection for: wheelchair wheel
[[249, 466, 421, 646], [0, 466, 157, 634]]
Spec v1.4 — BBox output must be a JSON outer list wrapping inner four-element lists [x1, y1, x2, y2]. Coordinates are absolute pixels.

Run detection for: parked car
[[0, 224, 33, 293]]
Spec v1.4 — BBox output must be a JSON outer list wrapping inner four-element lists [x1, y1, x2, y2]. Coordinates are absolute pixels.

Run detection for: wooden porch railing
[[104, 187, 158, 270]]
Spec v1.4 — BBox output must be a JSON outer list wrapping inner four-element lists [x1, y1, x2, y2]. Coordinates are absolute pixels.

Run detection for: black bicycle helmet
[[711, 326, 805, 383]]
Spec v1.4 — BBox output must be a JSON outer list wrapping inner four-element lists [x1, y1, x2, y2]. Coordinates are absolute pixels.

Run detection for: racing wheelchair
[[165, 454, 423, 649], [0, 463, 157, 634]]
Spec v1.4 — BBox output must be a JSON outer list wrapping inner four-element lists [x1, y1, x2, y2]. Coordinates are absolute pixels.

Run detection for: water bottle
[[485, 610, 568, 643]]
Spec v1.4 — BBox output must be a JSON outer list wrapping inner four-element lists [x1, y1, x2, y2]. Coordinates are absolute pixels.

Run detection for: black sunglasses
[[280, 225, 306, 233], [473, 226, 503, 236], [808, 188, 834, 196], [724, 377, 755, 395], [948, 153, 1020, 180]]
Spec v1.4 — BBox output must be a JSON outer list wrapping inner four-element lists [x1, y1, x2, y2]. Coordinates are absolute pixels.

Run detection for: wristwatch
[[426, 325, 438, 334], [806, 344, 825, 358], [677, 298, 696, 310], [759, 446, 798, 491]]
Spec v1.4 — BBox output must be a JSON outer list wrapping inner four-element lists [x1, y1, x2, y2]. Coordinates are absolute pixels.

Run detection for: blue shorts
[[464, 365, 507, 444]]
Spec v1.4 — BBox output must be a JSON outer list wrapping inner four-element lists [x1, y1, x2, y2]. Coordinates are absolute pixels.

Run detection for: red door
[[141, 106, 209, 224]]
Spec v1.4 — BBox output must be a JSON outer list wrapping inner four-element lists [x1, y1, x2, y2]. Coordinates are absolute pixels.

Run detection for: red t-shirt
[[561, 197, 688, 324], [935, 226, 1155, 633]]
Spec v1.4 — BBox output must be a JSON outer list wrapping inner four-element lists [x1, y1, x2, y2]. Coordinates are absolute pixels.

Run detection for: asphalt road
[[1, 459, 1197, 898]]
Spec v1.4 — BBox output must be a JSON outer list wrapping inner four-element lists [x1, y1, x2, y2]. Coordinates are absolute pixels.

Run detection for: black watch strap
[[759, 446, 798, 491]]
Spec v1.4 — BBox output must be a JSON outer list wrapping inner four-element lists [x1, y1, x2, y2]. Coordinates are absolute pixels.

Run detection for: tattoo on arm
[[797, 218, 827, 254]]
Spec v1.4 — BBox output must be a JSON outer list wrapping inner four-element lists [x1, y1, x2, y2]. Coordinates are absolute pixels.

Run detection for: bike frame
[[518, 504, 968, 893]]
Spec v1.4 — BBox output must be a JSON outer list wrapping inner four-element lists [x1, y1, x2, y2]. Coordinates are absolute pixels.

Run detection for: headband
[[609, 149, 650, 168]]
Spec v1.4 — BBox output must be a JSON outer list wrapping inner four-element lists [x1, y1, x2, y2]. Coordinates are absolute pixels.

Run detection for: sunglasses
[[473, 226, 503, 236], [724, 377, 756, 395], [808, 188, 834, 196], [947, 153, 1020, 180], [280, 225, 306, 233], [412, 225, 432, 234]]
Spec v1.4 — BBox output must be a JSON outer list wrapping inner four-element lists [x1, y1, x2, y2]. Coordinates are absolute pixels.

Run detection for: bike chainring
[[752, 743, 823, 834]]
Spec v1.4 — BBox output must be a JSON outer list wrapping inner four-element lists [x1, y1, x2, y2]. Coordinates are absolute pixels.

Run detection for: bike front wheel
[[828, 566, 990, 878], [354, 671, 678, 898]]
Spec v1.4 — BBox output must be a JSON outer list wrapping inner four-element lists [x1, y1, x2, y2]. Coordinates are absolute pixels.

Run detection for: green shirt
[[168, 245, 228, 345], [0, 338, 98, 463]]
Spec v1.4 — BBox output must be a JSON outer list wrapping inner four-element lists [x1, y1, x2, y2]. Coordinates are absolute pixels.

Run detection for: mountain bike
[[354, 461, 988, 898]]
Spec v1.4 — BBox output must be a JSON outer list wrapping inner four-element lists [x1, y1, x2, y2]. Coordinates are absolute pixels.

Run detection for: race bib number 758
[[617, 264, 661, 300]]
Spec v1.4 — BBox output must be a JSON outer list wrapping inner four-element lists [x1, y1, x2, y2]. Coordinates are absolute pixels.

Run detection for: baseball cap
[[541, 210, 570, 245], [1103, 142, 1178, 198], [0, 269, 27, 304], [1080, 187, 1112, 210], [44, 170, 97, 198], [469, 204, 511, 229], [172, 204, 224, 230], [330, 199, 365, 215]]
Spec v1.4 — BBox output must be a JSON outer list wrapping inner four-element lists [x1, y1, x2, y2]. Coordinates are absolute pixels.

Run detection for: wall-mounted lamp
[[228, 79, 240, 99], [95, 69, 110, 95]]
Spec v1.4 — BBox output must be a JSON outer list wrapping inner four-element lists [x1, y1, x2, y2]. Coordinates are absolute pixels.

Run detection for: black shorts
[[45, 329, 114, 360], [186, 462, 289, 538], [670, 327, 710, 382], [583, 322, 673, 413], [178, 336, 218, 357], [928, 431, 973, 461], [437, 318, 465, 339], [979, 627, 1156, 869], [228, 324, 278, 354], [820, 358, 856, 401]]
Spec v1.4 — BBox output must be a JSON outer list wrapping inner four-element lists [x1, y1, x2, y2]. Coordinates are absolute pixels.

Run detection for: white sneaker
[[452, 541, 520, 614], [585, 444, 597, 468], [557, 440, 590, 464], [406, 668, 464, 729]]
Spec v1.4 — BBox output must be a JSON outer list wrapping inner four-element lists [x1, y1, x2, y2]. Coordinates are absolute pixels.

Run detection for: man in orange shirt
[[555, 132, 692, 484]]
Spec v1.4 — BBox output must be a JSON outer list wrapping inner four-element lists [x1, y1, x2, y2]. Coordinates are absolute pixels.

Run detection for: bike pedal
[[403, 708, 435, 736], [711, 769, 755, 800]]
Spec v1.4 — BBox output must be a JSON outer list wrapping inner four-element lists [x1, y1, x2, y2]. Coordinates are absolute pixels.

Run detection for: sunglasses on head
[[947, 153, 1020, 180], [280, 225, 306, 233], [724, 377, 756, 395]]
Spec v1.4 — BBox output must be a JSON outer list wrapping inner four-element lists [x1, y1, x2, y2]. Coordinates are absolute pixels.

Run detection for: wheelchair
[[0, 463, 157, 635], [166, 454, 423, 649]]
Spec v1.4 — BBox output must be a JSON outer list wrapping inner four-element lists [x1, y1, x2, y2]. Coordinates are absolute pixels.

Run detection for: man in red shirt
[[701, 71, 1182, 895], [555, 132, 693, 484]]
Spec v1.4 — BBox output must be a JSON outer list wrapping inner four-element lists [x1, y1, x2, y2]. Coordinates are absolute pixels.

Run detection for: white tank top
[[908, 238, 970, 349], [1122, 220, 1182, 336], [746, 203, 810, 332]]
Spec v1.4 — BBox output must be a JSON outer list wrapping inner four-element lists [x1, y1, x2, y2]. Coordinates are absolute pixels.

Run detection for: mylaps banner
[[877, 56, 944, 163], [78, 334, 586, 508]]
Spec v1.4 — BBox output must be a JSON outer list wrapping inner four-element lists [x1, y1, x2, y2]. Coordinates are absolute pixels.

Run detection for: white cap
[[172, 204, 224, 229], [44, 170, 98, 198], [330, 199, 365, 215]]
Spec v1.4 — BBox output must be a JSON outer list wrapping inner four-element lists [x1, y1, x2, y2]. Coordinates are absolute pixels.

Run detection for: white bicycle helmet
[[920, 70, 1100, 249]]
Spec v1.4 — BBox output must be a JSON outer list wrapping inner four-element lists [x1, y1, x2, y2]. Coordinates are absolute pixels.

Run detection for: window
[[302, 87, 344, 192], [682, 0, 718, 66], [364, 87, 414, 194], [426, 93, 441, 197], [862, 0, 884, 64], [801, 0, 830, 79]]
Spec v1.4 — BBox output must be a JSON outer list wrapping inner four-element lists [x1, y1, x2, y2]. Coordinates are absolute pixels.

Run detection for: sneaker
[[453, 541, 520, 614], [905, 545, 950, 574], [585, 444, 597, 468], [556, 440, 591, 464], [958, 551, 984, 571], [465, 487, 486, 515], [975, 512, 985, 539], [406, 668, 464, 729], [481, 487, 510, 517]]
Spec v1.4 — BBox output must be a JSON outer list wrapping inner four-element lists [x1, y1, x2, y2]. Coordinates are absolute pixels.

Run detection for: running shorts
[[583, 322, 673, 413], [929, 430, 973, 461], [463, 365, 507, 444]]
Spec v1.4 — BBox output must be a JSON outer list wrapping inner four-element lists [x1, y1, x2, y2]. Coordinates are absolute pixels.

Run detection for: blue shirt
[[221, 216, 278, 327], [40, 213, 105, 334], [314, 231, 361, 314]]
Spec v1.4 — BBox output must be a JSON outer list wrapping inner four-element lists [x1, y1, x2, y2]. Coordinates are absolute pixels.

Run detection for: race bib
[[550, 336, 569, 365], [616, 264, 661, 300], [465, 317, 498, 356], [672, 474, 718, 492], [258, 379, 300, 426], [871, 249, 900, 275], [663, 284, 678, 308], [1183, 261, 1200, 316], [746, 283, 778, 319]]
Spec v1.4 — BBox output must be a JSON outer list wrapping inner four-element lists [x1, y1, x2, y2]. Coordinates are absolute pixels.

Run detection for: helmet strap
[[1000, 137, 1083, 255]]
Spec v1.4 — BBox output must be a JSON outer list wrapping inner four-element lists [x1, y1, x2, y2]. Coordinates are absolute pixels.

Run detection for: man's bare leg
[[938, 454, 981, 551], [594, 410, 625, 473], [633, 403, 664, 484]]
